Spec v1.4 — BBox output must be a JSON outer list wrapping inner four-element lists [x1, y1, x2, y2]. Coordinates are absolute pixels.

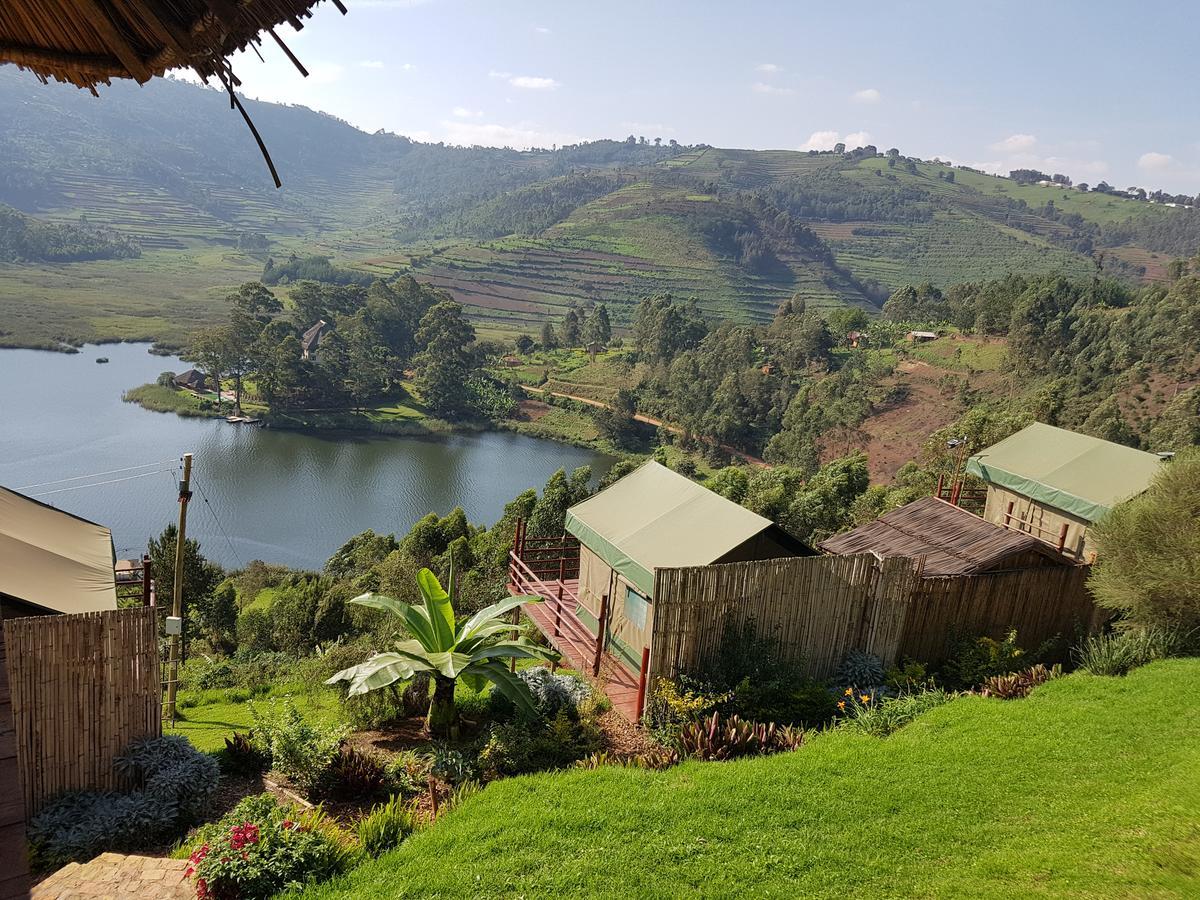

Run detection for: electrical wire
[[191, 475, 244, 568], [15, 459, 179, 491], [29, 468, 176, 497]]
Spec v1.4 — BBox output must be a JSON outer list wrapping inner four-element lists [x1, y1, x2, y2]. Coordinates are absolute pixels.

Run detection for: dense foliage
[[0, 203, 140, 262]]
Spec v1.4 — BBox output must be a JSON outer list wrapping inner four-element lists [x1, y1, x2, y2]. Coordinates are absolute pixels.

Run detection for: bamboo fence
[[0, 623, 31, 898], [649, 554, 1099, 682], [3, 607, 161, 816]]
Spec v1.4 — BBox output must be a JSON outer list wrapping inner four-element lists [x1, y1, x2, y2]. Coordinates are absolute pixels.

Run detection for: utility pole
[[166, 452, 193, 725]]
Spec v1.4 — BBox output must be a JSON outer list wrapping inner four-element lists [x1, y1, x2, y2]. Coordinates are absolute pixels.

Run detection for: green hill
[[1, 69, 1195, 348], [300, 659, 1200, 899]]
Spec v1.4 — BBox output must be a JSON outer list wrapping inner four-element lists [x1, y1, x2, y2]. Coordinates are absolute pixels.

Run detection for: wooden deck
[[508, 553, 643, 721]]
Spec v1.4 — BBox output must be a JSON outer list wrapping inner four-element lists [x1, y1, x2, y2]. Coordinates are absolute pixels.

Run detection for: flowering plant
[[183, 794, 357, 900]]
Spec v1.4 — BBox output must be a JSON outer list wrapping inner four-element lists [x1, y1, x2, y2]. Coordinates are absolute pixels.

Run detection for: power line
[[16, 459, 179, 491], [191, 475, 244, 568], [29, 468, 176, 497]]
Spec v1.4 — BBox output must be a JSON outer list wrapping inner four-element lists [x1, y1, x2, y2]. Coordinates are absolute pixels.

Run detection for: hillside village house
[[966, 423, 1165, 560], [0, 487, 118, 620], [172, 368, 208, 393], [906, 330, 939, 343]]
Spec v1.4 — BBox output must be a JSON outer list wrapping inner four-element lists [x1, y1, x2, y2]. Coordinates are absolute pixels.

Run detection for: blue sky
[[204, 0, 1200, 192]]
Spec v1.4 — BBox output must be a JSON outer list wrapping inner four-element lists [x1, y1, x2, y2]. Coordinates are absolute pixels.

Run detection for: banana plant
[[326, 566, 554, 735]]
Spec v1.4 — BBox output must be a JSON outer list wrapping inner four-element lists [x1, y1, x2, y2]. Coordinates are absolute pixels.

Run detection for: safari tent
[[966, 423, 1165, 559], [563, 462, 805, 671], [0, 486, 118, 619]]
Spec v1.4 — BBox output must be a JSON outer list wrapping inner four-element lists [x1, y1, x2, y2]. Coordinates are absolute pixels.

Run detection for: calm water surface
[[0, 343, 613, 568]]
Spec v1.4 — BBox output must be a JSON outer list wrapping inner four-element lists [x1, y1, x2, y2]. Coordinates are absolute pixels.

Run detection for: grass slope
[[300, 660, 1200, 899]]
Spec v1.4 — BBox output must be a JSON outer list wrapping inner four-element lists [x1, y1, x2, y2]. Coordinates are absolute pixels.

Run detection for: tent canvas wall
[[564, 462, 804, 671], [966, 423, 1164, 559], [0, 487, 117, 618]]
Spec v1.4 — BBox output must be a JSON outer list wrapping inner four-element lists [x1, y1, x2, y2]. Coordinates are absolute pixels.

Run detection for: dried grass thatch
[[0, 0, 349, 185]]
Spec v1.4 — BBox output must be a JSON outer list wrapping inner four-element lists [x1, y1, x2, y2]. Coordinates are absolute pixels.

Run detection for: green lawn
[[299, 660, 1200, 899], [166, 682, 342, 753]]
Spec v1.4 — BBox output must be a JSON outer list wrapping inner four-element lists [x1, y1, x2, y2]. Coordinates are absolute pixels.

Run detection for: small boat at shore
[[225, 415, 262, 425]]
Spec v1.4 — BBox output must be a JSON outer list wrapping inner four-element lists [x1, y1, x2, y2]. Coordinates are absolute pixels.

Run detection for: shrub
[[676, 712, 801, 761], [478, 708, 603, 778], [981, 664, 1062, 699], [1089, 448, 1200, 631], [249, 699, 346, 796], [643, 676, 729, 736], [220, 732, 269, 777], [488, 667, 591, 720], [1073, 627, 1194, 677], [29, 736, 219, 868], [427, 744, 480, 786], [730, 676, 836, 727], [885, 659, 932, 694], [836, 649, 886, 688], [184, 794, 358, 900], [355, 795, 418, 859], [320, 746, 389, 801], [384, 752, 429, 798], [938, 629, 1026, 689], [841, 689, 953, 737], [341, 684, 407, 731]]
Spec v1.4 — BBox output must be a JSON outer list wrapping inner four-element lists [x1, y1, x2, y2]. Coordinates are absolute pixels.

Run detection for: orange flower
[[844, 687, 853, 696], [859, 694, 870, 704], [837, 700, 846, 711]]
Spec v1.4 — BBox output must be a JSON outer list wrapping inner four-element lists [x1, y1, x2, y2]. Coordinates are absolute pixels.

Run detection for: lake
[[0, 343, 614, 569]]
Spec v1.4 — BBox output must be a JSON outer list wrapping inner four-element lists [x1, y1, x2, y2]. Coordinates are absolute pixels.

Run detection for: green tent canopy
[[965, 423, 1164, 522], [564, 461, 777, 596]]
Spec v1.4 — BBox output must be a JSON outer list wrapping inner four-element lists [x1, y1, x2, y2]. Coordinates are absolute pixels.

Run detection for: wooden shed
[[819, 496, 1074, 576]]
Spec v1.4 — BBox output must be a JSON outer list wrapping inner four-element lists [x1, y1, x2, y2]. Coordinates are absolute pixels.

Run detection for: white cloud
[[307, 62, 344, 85], [438, 119, 585, 149], [756, 63, 782, 73], [508, 75, 558, 90], [533, 25, 551, 34], [358, 60, 385, 69], [799, 130, 840, 151], [990, 133, 1037, 153], [798, 130, 870, 152], [851, 88, 881, 103], [1138, 151, 1173, 171], [399, 63, 416, 71], [487, 70, 512, 79], [752, 82, 794, 96], [620, 121, 673, 135], [452, 106, 484, 118]]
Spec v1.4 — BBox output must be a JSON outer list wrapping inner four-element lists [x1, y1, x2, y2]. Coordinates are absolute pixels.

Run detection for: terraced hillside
[[1, 70, 1195, 349]]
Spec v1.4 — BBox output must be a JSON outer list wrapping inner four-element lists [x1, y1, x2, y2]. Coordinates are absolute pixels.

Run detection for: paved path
[[34, 853, 191, 899]]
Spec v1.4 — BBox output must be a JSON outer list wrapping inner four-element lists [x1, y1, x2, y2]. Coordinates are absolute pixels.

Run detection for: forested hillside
[[1, 67, 1196, 349]]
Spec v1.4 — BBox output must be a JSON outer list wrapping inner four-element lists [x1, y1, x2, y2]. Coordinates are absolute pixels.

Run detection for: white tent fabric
[[0, 486, 117, 614]]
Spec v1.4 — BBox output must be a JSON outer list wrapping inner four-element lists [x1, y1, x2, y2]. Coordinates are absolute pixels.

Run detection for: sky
[[192, 0, 1200, 193]]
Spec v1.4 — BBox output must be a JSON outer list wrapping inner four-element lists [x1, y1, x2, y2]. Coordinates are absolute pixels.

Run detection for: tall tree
[[413, 300, 476, 418], [562, 309, 582, 347], [584, 304, 612, 344], [540, 320, 558, 350], [184, 326, 233, 413], [147, 524, 223, 652], [227, 282, 281, 411]]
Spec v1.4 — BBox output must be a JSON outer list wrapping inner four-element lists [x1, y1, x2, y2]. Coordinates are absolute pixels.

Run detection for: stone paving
[[33, 853, 192, 899]]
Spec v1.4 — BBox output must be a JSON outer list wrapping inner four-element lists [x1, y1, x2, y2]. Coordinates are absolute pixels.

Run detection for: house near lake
[[965, 423, 1165, 560], [172, 368, 208, 393]]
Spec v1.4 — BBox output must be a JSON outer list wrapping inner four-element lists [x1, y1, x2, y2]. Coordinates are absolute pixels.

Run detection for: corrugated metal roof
[[565, 461, 775, 595], [818, 496, 1070, 576], [966, 423, 1163, 522]]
